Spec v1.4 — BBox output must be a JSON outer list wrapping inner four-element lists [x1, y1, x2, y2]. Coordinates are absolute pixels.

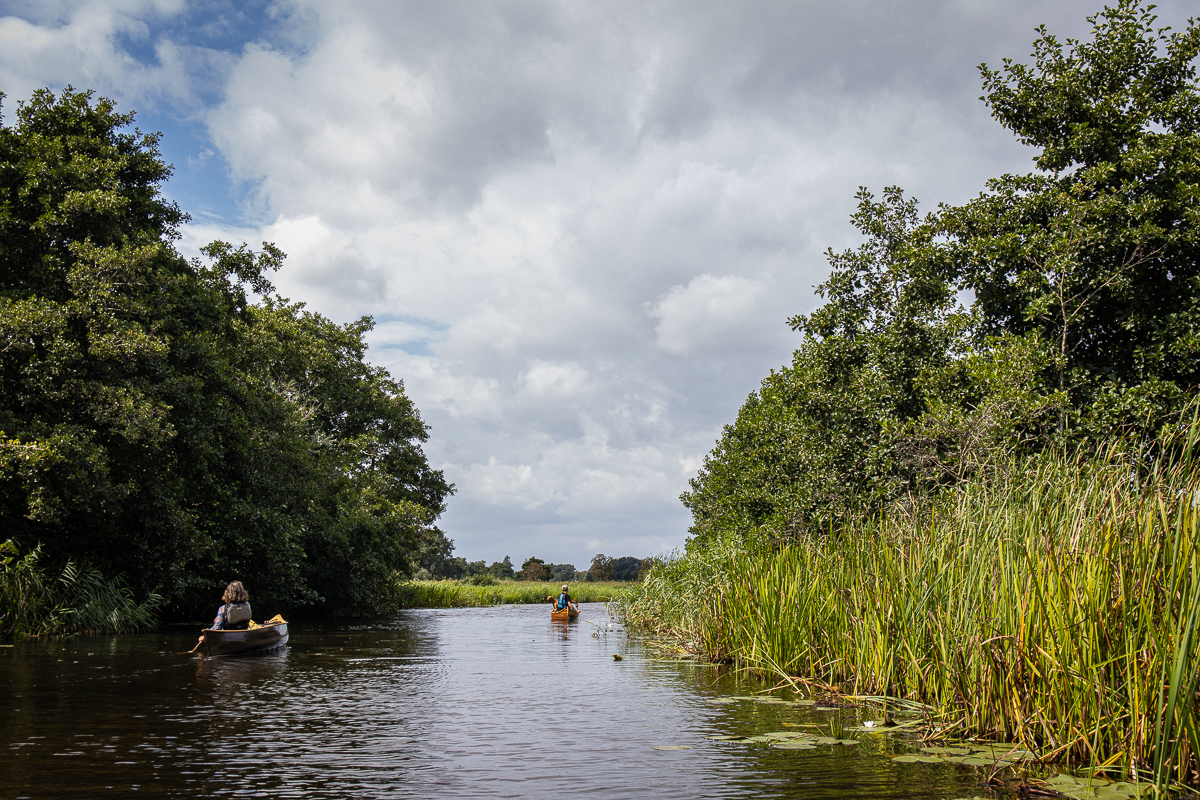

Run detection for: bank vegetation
[[397, 579, 626, 608], [621, 2, 1200, 789]]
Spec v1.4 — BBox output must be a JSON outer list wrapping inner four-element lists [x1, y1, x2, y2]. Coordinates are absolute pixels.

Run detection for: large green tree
[[0, 88, 452, 615], [684, 0, 1199, 547], [943, 0, 1200, 432]]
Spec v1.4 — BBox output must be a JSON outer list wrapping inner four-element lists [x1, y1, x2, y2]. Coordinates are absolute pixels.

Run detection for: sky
[[1, 0, 1194, 569]]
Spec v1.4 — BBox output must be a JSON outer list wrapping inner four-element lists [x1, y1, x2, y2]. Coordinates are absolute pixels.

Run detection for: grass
[[618, 413, 1200, 789], [394, 579, 629, 609], [1, 540, 163, 638]]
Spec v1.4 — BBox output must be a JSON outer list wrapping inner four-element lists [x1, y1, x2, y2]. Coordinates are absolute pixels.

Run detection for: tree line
[[417, 553, 651, 582], [684, 0, 1200, 548], [0, 88, 453, 619]]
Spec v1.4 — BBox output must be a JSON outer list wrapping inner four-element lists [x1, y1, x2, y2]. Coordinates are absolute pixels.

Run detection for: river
[[2, 602, 998, 798]]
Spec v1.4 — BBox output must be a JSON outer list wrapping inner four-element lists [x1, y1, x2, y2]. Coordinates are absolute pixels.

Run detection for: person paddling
[[557, 584, 578, 613], [197, 581, 252, 646]]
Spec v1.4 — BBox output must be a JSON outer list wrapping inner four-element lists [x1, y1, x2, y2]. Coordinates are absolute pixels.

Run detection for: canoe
[[550, 604, 579, 621], [201, 621, 289, 656]]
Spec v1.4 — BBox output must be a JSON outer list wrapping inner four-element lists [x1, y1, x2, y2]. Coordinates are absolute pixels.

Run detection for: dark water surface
[[1, 603, 997, 798]]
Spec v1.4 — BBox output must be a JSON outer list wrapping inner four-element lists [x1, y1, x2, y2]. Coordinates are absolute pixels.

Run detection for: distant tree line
[[414, 552, 654, 582], [0, 88, 453, 619]]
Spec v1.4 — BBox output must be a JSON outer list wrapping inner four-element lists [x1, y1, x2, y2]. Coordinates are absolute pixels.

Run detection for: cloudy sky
[[1, 0, 1192, 568]]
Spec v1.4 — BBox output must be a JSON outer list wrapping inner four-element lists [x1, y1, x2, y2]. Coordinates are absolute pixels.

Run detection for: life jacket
[[557, 592, 571, 610], [223, 602, 252, 630]]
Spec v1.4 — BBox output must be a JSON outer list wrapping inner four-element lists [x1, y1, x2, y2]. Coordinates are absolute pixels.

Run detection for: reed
[[619, 414, 1200, 788], [1, 541, 163, 638], [395, 579, 626, 609]]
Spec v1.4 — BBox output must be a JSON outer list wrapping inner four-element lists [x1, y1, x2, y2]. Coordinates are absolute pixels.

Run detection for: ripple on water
[[2, 604, 990, 799]]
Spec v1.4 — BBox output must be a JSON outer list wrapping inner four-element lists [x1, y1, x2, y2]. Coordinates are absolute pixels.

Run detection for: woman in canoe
[[197, 581, 252, 646], [557, 584, 578, 613]]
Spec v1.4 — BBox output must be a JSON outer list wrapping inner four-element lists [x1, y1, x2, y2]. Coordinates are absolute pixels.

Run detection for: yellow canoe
[[550, 604, 579, 621]]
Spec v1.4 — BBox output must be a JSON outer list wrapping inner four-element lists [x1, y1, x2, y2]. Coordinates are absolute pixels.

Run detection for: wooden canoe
[[201, 621, 289, 656], [550, 604, 579, 621]]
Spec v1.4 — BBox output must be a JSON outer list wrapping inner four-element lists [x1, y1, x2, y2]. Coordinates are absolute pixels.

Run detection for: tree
[[517, 557, 550, 581], [487, 556, 514, 579], [683, 188, 975, 545], [612, 556, 642, 582], [0, 88, 452, 615], [417, 528, 461, 578], [682, 1, 1200, 549], [589, 554, 614, 582], [546, 562, 576, 582], [942, 0, 1200, 434]]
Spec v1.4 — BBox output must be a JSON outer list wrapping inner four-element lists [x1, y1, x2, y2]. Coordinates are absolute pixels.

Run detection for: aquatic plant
[[394, 579, 625, 608], [0, 540, 163, 638], [619, 413, 1200, 789]]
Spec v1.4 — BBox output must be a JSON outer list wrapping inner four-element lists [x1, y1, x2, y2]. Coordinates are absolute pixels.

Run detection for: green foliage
[[516, 557, 550, 581], [684, 188, 989, 545], [0, 88, 452, 617], [487, 556, 514, 579], [685, 1, 1200, 547], [397, 579, 623, 608], [612, 556, 641, 581], [589, 553, 615, 581], [621, 410, 1200, 787], [1, 540, 162, 637], [944, 0, 1200, 430]]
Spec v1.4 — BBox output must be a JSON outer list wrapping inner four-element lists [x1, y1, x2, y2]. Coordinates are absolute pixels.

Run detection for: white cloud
[[520, 361, 592, 398], [648, 274, 767, 355], [0, 0, 208, 108], [4, 0, 1195, 567]]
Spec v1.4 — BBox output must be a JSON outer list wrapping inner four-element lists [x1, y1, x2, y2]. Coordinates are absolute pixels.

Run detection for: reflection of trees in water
[[194, 650, 290, 706]]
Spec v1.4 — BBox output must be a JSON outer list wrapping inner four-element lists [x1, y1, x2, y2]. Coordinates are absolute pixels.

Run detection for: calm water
[[1, 603, 998, 799]]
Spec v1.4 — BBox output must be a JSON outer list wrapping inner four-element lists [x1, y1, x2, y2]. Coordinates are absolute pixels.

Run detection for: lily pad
[[651, 745, 692, 751], [792, 699, 817, 706], [969, 743, 1030, 758], [741, 735, 772, 743], [774, 742, 817, 750], [1043, 775, 1127, 799], [705, 698, 737, 704], [705, 735, 743, 741], [764, 732, 809, 740], [922, 746, 971, 755], [962, 756, 1014, 767], [892, 755, 943, 764], [813, 736, 842, 745], [836, 739, 860, 746]]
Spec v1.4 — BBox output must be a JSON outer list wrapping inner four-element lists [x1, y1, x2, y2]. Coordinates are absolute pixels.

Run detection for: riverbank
[[1, 541, 161, 639], [617, 418, 1200, 789], [395, 579, 629, 608]]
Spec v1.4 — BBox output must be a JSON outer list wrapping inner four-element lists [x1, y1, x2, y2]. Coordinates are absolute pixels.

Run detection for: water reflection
[[0, 603, 991, 799]]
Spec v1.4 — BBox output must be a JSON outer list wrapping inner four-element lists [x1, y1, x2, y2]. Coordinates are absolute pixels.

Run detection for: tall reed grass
[[1, 541, 163, 638], [619, 415, 1200, 788], [395, 579, 625, 609]]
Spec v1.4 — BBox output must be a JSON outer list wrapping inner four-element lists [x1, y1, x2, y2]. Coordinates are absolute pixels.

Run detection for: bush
[[1, 540, 162, 638]]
